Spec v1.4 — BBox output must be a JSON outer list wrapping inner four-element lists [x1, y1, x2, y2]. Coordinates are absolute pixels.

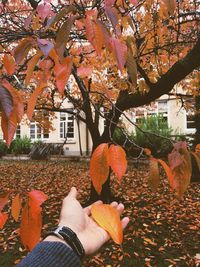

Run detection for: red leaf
[[85, 11, 104, 56], [105, 6, 119, 31], [0, 85, 13, 119], [36, 1, 51, 19], [91, 204, 123, 244], [0, 212, 8, 229], [13, 38, 33, 64], [110, 38, 127, 72], [54, 57, 73, 94], [109, 144, 127, 181], [3, 54, 16, 75], [168, 144, 192, 199], [90, 143, 110, 194], [28, 190, 48, 209]]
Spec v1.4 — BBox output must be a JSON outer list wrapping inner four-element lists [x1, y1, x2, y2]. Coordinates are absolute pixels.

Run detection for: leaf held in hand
[[91, 204, 123, 244]]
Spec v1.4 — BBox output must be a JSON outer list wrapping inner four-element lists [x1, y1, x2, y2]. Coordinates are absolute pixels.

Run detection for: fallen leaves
[[0, 160, 199, 266]]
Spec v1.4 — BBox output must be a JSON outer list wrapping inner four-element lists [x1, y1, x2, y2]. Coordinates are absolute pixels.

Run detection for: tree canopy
[[0, 0, 199, 147]]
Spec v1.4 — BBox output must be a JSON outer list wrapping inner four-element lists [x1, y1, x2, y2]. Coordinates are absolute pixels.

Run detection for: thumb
[[68, 187, 78, 199]]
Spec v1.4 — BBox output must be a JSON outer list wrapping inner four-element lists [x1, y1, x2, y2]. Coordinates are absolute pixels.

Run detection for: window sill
[[59, 139, 76, 144]]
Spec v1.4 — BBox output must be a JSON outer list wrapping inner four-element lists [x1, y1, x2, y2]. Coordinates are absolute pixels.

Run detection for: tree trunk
[[191, 95, 200, 183], [194, 95, 200, 146]]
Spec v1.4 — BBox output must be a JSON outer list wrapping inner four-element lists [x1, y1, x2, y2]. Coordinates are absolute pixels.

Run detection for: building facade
[[0, 94, 195, 156]]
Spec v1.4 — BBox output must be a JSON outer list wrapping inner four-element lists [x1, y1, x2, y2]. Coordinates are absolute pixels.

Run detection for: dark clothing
[[17, 241, 82, 267]]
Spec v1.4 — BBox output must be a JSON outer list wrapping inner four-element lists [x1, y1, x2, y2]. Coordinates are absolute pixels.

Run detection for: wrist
[[44, 226, 85, 259], [44, 235, 72, 249]]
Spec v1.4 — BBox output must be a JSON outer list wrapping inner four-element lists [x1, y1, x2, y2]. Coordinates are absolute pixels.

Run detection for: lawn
[[0, 160, 199, 267]]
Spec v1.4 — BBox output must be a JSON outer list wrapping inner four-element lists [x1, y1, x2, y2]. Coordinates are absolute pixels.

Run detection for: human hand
[[55, 187, 129, 255]]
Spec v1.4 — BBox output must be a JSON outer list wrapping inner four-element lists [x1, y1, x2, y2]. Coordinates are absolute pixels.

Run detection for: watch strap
[[45, 226, 85, 259]]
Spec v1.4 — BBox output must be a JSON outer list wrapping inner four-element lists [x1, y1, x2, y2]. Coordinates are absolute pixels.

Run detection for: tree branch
[[117, 37, 200, 111]]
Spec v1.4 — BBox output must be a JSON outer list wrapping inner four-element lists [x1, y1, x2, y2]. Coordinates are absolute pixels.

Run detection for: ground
[[0, 160, 199, 267]]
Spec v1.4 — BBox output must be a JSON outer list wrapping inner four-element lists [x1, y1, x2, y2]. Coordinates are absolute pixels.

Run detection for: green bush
[[133, 114, 173, 157], [10, 136, 32, 155], [0, 141, 8, 157]]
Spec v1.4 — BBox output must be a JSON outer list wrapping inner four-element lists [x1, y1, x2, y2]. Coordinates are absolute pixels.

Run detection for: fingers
[[121, 217, 129, 230], [84, 200, 103, 215], [67, 187, 77, 199], [110, 201, 124, 215]]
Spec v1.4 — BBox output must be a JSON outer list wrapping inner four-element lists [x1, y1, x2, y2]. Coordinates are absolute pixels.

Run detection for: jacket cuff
[[17, 241, 82, 267]]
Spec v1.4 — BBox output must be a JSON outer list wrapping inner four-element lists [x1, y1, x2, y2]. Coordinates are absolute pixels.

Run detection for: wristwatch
[[45, 226, 85, 259]]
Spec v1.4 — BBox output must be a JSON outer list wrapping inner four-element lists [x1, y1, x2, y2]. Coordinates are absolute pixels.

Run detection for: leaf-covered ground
[[0, 160, 199, 267]]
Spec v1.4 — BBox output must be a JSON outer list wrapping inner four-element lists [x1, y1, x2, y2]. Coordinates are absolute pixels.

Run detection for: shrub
[[10, 136, 32, 155], [133, 114, 173, 157], [0, 141, 8, 157]]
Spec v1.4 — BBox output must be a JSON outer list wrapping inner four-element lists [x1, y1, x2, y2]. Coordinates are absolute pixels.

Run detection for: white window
[[16, 125, 21, 138], [30, 122, 49, 140], [60, 111, 75, 140], [186, 111, 195, 129], [185, 98, 195, 132]]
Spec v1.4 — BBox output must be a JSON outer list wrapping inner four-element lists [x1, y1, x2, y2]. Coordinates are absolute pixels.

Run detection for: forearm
[[17, 240, 82, 267]]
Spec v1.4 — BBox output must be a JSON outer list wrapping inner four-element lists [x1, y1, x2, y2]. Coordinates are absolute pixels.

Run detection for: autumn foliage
[[0, 0, 199, 253]]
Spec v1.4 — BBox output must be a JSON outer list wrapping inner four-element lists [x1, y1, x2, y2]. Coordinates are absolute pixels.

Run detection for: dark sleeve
[[17, 241, 82, 267]]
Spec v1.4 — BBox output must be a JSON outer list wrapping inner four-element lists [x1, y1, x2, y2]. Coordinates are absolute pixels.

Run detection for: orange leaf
[[195, 144, 200, 154], [91, 204, 123, 244], [157, 159, 174, 188], [11, 194, 21, 222], [148, 157, 160, 191], [28, 190, 48, 216], [20, 204, 42, 250], [126, 46, 137, 87], [77, 66, 93, 78], [162, 0, 176, 15], [3, 54, 16, 75], [90, 143, 109, 194], [109, 144, 127, 181], [25, 51, 42, 85], [0, 212, 8, 229], [85, 12, 104, 56], [27, 82, 47, 121], [20, 190, 47, 250], [54, 57, 73, 95]]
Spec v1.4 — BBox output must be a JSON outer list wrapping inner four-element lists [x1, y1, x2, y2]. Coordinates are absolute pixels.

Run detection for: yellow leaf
[[11, 194, 21, 222], [91, 204, 123, 244], [148, 158, 160, 191]]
